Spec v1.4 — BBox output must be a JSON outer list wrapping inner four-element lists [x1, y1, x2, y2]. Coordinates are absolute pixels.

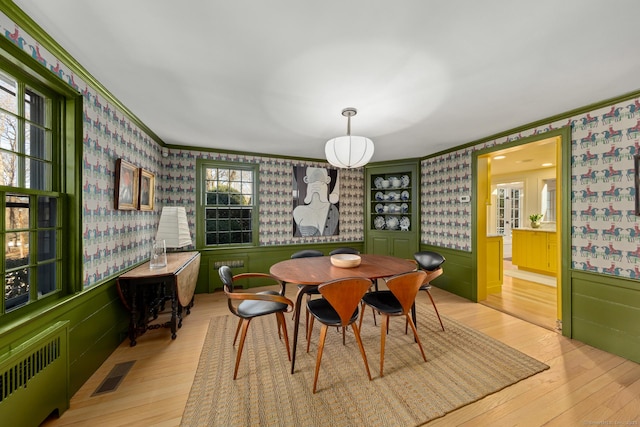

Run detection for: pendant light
[[325, 107, 374, 168]]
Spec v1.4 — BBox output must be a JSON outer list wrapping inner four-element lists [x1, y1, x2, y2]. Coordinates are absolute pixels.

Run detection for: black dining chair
[[306, 277, 373, 393], [219, 266, 294, 379], [329, 247, 360, 256], [360, 270, 428, 377], [412, 251, 446, 331], [290, 249, 324, 336]]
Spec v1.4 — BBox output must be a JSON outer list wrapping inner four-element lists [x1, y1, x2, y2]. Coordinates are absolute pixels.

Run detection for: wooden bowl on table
[[330, 254, 361, 268]]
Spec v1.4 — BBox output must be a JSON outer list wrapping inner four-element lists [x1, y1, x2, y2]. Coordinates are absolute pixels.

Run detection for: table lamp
[[150, 206, 192, 269]]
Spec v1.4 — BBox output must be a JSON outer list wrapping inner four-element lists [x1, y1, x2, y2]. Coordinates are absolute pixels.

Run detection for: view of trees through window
[[202, 164, 256, 246], [1, 69, 60, 312]]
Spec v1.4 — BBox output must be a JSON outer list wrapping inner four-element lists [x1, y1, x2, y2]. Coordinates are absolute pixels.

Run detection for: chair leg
[[351, 322, 372, 381], [305, 307, 310, 338], [426, 290, 445, 331], [405, 314, 427, 362], [233, 317, 243, 345], [276, 312, 291, 361], [380, 315, 389, 377], [275, 313, 283, 340], [306, 316, 316, 353], [313, 325, 329, 394], [234, 318, 251, 380]]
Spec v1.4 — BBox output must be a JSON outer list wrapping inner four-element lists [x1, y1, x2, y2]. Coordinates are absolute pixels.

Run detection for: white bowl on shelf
[[330, 254, 362, 268]]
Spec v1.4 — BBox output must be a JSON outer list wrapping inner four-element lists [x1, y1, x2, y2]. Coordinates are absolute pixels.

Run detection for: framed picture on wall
[[138, 169, 155, 211], [635, 154, 640, 216], [114, 159, 139, 210]]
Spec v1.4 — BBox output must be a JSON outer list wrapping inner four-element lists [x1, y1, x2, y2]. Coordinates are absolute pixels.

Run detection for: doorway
[[494, 182, 523, 258], [474, 132, 565, 332]]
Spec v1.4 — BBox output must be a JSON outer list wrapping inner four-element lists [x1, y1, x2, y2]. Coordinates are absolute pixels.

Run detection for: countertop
[[514, 227, 556, 232]]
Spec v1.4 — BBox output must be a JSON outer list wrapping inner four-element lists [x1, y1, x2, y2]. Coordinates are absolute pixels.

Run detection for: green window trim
[[0, 35, 81, 319]]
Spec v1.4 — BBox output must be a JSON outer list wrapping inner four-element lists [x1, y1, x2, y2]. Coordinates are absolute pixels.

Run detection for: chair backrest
[[329, 247, 360, 256], [219, 265, 234, 292], [291, 249, 324, 259], [414, 251, 445, 272], [317, 277, 372, 326], [385, 270, 428, 314]]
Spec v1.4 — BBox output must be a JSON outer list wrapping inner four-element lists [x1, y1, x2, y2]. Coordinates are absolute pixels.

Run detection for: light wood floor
[[42, 285, 639, 427], [481, 260, 559, 331]]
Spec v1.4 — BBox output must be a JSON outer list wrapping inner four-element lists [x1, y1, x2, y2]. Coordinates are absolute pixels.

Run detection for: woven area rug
[[181, 303, 548, 426]]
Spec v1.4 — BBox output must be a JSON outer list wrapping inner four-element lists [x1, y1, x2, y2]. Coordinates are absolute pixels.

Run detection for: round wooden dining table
[[270, 254, 417, 373]]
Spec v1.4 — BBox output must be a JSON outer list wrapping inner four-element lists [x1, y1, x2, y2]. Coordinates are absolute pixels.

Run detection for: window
[[198, 161, 258, 246], [542, 178, 556, 222], [1, 68, 63, 313]]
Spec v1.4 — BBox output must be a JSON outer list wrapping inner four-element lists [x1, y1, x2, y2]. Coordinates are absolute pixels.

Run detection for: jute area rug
[[181, 302, 548, 426]]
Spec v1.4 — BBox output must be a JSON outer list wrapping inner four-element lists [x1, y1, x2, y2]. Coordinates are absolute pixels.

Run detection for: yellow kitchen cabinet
[[511, 229, 556, 275]]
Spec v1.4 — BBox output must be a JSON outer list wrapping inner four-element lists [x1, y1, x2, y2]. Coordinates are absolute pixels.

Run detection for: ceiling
[[488, 137, 557, 175], [12, 0, 640, 163]]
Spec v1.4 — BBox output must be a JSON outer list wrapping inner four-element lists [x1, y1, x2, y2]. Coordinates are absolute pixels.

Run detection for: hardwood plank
[[42, 286, 640, 426]]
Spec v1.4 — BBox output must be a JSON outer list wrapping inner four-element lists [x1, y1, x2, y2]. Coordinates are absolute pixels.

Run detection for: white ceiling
[[13, 0, 640, 163]]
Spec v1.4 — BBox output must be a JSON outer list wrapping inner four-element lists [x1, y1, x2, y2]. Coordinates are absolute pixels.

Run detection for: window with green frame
[[1, 66, 63, 313], [197, 160, 258, 246]]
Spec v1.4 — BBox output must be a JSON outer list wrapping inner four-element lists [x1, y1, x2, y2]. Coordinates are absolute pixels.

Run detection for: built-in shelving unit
[[365, 161, 419, 258]]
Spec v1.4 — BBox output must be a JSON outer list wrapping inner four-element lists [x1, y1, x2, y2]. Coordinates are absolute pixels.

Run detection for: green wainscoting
[[571, 270, 640, 363], [419, 245, 474, 301], [0, 279, 128, 398], [196, 243, 365, 292]]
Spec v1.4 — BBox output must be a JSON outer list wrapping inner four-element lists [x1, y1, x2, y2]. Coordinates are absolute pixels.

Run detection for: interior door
[[495, 183, 523, 258]]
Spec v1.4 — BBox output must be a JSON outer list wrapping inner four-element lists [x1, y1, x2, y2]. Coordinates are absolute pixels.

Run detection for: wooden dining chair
[[359, 270, 428, 377], [219, 266, 294, 380], [329, 247, 380, 327], [305, 277, 373, 393]]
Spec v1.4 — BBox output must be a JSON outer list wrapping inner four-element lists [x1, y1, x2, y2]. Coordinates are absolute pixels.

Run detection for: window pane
[[206, 233, 218, 245], [26, 124, 51, 160], [25, 88, 47, 126], [38, 196, 57, 227], [0, 111, 18, 151], [0, 72, 17, 114], [37, 263, 56, 296], [5, 267, 29, 310], [6, 195, 30, 229], [27, 158, 51, 191], [1, 151, 19, 186], [6, 230, 30, 264], [37, 229, 56, 261]]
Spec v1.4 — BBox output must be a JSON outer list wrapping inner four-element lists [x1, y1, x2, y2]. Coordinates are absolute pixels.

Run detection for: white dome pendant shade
[[325, 108, 374, 169]]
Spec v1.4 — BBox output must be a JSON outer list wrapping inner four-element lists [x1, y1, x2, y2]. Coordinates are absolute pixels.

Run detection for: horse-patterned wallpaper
[[420, 98, 640, 280]]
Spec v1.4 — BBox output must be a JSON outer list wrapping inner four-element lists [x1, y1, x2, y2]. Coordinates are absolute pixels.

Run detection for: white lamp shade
[[155, 206, 192, 248], [325, 135, 374, 168]]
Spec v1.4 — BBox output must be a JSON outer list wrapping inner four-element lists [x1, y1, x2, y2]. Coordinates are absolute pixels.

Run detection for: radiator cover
[[0, 321, 70, 425]]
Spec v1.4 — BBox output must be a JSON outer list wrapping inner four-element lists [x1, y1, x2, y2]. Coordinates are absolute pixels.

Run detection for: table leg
[[129, 284, 138, 347], [170, 283, 178, 339], [291, 284, 313, 374]]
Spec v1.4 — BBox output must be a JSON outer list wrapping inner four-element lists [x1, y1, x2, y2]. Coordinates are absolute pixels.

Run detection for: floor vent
[[92, 361, 135, 396]]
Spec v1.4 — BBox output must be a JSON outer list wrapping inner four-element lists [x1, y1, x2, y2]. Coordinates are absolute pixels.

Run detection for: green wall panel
[[571, 271, 640, 363], [420, 245, 473, 301]]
